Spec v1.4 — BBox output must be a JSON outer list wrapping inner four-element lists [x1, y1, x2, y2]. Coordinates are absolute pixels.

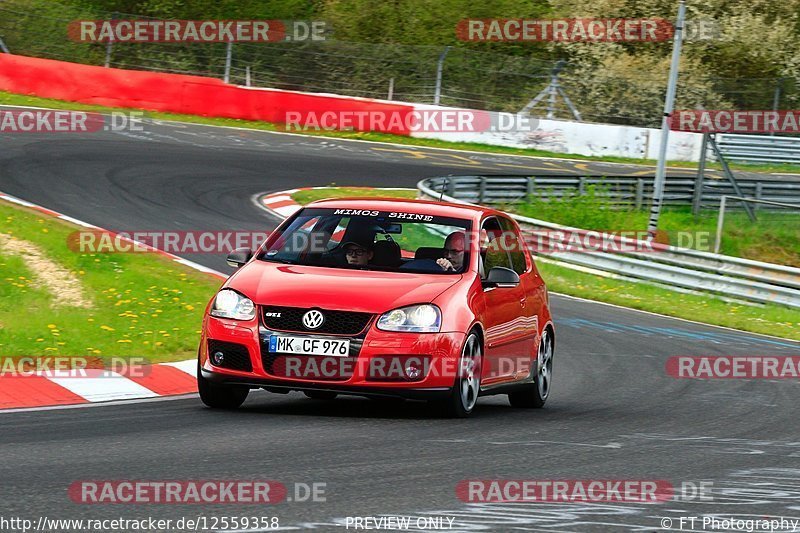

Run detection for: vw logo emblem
[[302, 310, 325, 330]]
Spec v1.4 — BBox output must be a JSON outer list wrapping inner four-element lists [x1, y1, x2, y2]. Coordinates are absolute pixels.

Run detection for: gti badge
[[302, 309, 325, 330]]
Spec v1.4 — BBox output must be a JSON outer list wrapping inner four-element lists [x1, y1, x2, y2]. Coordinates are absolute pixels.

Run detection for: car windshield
[[259, 207, 472, 274]]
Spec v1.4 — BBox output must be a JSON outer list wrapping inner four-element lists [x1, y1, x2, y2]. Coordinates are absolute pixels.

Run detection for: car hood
[[227, 261, 462, 313]]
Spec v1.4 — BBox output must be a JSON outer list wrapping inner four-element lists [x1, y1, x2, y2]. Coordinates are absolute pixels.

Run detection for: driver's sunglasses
[[345, 248, 367, 257], [443, 248, 464, 255]]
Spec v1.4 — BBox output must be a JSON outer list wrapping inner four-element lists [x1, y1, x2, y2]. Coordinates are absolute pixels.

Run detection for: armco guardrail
[[717, 134, 800, 165], [418, 177, 800, 308], [434, 174, 800, 210]]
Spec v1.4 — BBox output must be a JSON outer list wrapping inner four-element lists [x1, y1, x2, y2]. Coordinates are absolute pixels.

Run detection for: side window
[[270, 215, 322, 258], [327, 217, 350, 249], [498, 217, 528, 275], [480, 217, 512, 276]]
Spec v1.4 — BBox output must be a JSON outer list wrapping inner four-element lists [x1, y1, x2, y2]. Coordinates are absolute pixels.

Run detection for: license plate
[[268, 335, 350, 357]]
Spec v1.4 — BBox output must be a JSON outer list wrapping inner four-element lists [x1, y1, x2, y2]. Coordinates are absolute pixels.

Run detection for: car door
[[498, 215, 542, 379], [479, 217, 530, 385]]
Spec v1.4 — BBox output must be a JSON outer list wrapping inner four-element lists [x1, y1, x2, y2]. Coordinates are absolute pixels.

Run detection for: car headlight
[[377, 304, 441, 333], [210, 289, 256, 321]]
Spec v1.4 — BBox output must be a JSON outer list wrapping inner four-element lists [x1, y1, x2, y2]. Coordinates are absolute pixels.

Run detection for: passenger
[[436, 231, 466, 272]]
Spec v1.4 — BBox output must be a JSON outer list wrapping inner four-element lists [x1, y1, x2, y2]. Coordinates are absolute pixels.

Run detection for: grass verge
[[2, 90, 800, 175], [0, 198, 223, 363], [292, 187, 417, 205], [537, 261, 799, 341], [289, 187, 800, 341], [508, 186, 800, 266]]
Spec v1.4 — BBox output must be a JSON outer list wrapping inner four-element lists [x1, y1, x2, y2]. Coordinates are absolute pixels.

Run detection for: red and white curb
[[259, 189, 305, 218], [0, 360, 198, 410], [258, 187, 415, 219], [0, 191, 226, 411]]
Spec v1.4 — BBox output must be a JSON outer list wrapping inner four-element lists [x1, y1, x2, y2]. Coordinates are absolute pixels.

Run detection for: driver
[[343, 239, 374, 266], [436, 231, 466, 272]]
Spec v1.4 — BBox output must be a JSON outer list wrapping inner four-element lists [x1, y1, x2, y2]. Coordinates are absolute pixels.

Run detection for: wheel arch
[[543, 320, 555, 351], [468, 322, 485, 353]]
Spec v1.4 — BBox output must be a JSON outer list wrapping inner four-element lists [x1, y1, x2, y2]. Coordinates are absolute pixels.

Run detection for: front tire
[[438, 332, 482, 418], [508, 328, 552, 409], [198, 363, 249, 409]]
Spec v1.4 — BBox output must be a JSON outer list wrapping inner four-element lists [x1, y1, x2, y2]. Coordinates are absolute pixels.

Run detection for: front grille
[[262, 306, 373, 336], [207, 340, 253, 372]]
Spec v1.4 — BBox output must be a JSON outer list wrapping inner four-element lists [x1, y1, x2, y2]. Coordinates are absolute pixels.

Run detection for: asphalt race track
[[2, 114, 800, 531]]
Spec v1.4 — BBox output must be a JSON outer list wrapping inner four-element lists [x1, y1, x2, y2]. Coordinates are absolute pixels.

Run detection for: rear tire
[[304, 391, 338, 400], [508, 329, 552, 409], [198, 363, 249, 409], [438, 332, 482, 418]]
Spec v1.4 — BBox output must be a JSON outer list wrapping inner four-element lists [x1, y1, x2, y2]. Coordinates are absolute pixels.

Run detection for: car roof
[[305, 197, 502, 221]]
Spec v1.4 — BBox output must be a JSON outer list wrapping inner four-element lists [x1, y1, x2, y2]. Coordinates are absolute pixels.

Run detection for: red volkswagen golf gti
[[198, 198, 554, 417]]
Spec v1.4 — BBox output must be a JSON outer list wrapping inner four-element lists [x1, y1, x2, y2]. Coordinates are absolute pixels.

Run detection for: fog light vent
[[207, 340, 253, 371]]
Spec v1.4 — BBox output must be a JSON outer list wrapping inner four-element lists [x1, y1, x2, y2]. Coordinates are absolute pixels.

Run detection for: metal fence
[[427, 175, 800, 210], [716, 134, 800, 165], [418, 179, 800, 308], [1, 1, 798, 129]]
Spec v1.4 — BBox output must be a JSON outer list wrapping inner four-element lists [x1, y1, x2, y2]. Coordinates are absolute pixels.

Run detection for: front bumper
[[200, 368, 451, 400], [200, 316, 465, 397]]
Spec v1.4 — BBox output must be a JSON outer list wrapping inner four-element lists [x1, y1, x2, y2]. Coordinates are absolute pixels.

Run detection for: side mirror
[[226, 247, 253, 268], [483, 266, 520, 288]]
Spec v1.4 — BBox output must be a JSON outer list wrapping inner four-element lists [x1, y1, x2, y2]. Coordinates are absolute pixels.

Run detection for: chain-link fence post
[[104, 12, 116, 67], [714, 195, 727, 254], [773, 78, 784, 112], [648, 0, 686, 239], [692, 133, 710, 216], [223, 40, 233, 83], [770, 77, 784, 136], [0, 34, 9, 53], [433, 46, 450, 105]]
